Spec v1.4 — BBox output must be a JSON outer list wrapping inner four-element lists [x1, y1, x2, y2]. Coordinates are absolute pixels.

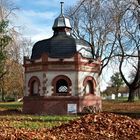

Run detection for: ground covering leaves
[[103, 100, 140, 113], [0, 112, 140, 140]]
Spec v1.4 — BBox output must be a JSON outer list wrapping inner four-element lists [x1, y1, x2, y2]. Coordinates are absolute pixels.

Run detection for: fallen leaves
[[0, 112, 140, 140], [46, 112, 140, 140]]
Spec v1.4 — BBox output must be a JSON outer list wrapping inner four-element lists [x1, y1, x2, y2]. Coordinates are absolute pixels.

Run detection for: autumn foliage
[[0, 112, 140, 140]]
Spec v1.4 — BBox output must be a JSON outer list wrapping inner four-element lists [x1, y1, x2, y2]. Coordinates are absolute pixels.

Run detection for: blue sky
[[13, 0, 77, 42]]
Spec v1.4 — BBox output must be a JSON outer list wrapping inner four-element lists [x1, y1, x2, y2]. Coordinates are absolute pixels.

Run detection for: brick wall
[[23, 94, 102, 115]]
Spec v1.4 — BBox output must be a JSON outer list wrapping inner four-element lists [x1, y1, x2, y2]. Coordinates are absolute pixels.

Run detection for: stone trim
[[24, 52, 100, 73]]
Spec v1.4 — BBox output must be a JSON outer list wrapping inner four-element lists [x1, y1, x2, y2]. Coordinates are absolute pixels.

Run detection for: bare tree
[[137, 0, 140, 5], [0, 0, 28, 101], [109, 0, 140, 102], [129, 67, 140, 99], [66, 0, 118, 76], [0, 0, 17, 20], [66, 0, 140, 101]]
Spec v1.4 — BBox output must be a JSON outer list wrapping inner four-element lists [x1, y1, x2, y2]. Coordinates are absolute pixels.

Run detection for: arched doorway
[[52, 75, 72, 96], [28, 76, 40, 96], [83, 76, 96, 95]]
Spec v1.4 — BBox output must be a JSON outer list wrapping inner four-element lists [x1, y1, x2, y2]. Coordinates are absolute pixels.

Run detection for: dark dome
[[31, 33, 93, 59]]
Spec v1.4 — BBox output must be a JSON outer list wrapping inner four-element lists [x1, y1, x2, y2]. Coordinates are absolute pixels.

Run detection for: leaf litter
[[0, 112, 140, 140]]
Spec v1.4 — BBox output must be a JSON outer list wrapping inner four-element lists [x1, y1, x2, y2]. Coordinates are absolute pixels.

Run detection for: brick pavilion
[[23, 2, 102, 115]]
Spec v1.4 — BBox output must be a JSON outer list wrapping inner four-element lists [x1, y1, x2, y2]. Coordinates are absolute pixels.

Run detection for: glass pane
[[58, 86, 68, 92]]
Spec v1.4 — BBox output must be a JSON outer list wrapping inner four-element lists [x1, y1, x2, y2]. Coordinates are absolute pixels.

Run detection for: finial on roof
[[60, 1, 64, 15], [52, 1, 72, 30]]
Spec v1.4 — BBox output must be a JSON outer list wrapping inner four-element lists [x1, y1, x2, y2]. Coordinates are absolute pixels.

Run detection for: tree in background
[[129, 70, 140, 99], [101, 85, 128, 99], [0, 0, 30, 101], [110, 72, 124, 99], [111, 0, 140, 102], [0, 20, 11, 101], [0, 20, 11, 79], [101, 86, 116, 97], [66, 0, 117, 76], [66, 0, 119, 96], [3, 60, 23, 100], [66, 0, 140, 102]]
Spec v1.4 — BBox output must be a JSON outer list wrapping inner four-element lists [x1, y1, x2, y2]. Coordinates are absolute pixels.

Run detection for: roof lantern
[[52, 2, 72, 30]]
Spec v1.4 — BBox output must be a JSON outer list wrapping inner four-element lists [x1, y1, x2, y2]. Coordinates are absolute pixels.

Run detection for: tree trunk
[[128, 87, 135, 102], [115, 93, 118, 100], [1, 87, 5, 102], [138, 88, 140, 99]]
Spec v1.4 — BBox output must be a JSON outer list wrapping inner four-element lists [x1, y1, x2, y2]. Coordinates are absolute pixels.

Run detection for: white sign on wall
[[67, 104, 77, 114]]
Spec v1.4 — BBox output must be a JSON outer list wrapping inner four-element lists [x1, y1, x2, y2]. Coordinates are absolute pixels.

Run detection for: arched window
[[31, 80, 39, 95], [83, 76, 96, 95], [28, 76, 40, 96], [52, 75, 72, 96], [85, 80, 93, 94], [56, 79, 68, 94]]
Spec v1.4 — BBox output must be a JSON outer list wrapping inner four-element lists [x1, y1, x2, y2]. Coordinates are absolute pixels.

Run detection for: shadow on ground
[[0, 109, 22, 115], [0, 109, 140, 121]]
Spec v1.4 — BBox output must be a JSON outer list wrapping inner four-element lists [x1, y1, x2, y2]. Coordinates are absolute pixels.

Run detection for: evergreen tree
[[0, 20, 11, 101], [110, 72, 124, 99], [0, 20, 11, 79]]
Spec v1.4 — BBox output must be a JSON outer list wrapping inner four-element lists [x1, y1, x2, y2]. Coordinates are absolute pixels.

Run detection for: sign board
[[67, 104, 77, 114]]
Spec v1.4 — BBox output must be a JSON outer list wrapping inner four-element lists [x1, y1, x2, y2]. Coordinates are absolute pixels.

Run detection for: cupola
[[52, 2, 72, 30]]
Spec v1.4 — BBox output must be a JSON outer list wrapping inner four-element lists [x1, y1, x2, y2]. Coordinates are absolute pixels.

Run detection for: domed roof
[[31, 2, 94, 60], [31, 33, 93, 59]]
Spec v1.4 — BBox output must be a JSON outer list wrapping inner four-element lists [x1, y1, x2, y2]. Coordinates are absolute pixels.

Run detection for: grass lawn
[[0, 102, 78, 129], [0, 114, 77, 129], [102, 100, 140, 112], [0, 102, 22, 110], [0, 100, 139, 129]]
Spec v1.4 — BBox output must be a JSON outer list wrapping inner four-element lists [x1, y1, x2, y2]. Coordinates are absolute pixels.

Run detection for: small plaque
[[67, 104, 77, 114]]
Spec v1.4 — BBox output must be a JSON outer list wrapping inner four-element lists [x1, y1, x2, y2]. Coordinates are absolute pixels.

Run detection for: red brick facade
[[23, 53, 102, 115], [23, 95, 101, 115], [24, 53, 101, 73]]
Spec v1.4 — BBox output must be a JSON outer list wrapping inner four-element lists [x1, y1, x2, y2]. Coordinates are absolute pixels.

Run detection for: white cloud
[[11, 9, 55, 43], [27, 26, 53, 42], [21, 9, 57, 20], [11, 0, 78, 44], [21, 24, 53, 43]]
